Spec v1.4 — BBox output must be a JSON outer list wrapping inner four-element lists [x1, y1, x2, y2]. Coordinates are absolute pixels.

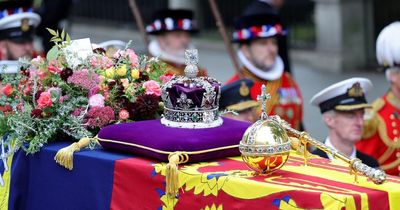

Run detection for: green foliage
[[46, 46, 59, 61], [46, 28, 71, 47], [0, 32, 166, 158]]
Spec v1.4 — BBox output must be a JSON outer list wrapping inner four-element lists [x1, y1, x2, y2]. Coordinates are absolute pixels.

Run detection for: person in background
[[227, 12, 303, 130], [146, 9, 207, 77], [310, 77, 379, 168], [220, 79, 259, 122], [0, 0, 41, 74], [242, 0, 291, 73], [357, 22, 400, 175]]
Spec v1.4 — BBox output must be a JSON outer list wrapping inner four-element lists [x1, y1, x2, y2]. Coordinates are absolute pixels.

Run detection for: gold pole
[[271, 115, 386, 185]]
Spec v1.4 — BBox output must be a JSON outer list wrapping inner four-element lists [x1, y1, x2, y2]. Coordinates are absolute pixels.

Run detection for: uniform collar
[[387, 90, 400, 109], [325, 137, 356, 160], [237, 49, 284, 81]]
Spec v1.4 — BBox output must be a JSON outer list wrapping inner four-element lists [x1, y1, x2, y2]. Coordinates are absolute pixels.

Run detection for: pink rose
[[1, 83, 13, 97], [88, 94, 105, 108], [126, 49, 138, 68], [142, 80, 161, 96], [47, 60, 61, 74], [119, 109, 129, 120], [37, 92, 53, 108]]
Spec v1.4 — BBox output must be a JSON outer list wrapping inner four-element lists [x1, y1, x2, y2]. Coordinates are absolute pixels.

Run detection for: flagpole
[[128, 0, 150, 53], [208, 0, 242, 78]]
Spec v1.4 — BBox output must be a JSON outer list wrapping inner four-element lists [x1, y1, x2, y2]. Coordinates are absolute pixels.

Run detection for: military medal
[[239, 81, 250, 96]]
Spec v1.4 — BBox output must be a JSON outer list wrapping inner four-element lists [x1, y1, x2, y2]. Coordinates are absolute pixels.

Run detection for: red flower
[[47, 60, 61, 74], [37, 92, 53, 109], [0, 105, 12, 114], [60, 68, 73, 81], [31, 109, 43, 118], [84, 106, 115, 128], [1, 83, 13, 97], [132, 94, 160, 120]]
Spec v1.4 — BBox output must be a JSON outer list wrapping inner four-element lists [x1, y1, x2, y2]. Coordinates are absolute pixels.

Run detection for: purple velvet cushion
[[98, 117, 251, 162]]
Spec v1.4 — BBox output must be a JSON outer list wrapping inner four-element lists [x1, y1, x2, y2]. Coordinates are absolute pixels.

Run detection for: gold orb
[[239, 118, 291, 174]]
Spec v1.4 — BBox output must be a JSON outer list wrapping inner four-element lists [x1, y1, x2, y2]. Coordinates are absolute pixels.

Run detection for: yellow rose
[[116, 64, 127, 76], [105, 67, 115, 79], [131, 69, 140, 79]]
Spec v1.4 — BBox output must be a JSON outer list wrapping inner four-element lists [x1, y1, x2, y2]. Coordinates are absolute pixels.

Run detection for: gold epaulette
[[362, 98, 385, 139], [362, 110, 379, 138], [372, 98, 385, 112]]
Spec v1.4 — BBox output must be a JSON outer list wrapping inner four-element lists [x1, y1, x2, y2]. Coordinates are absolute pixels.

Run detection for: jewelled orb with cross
[[257, 84, 271, 120]]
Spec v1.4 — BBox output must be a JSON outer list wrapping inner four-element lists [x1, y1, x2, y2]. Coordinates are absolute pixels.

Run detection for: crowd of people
[[0, 0, 399, 176]]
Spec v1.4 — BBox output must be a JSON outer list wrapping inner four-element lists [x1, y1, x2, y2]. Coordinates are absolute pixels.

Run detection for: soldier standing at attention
[[357, 22, 400, 175]]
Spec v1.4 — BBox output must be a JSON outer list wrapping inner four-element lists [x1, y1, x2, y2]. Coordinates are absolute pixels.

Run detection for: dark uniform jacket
[[313, 148, 380, 168]]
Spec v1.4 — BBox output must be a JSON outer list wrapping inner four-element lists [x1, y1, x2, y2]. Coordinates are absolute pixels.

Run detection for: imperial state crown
[[161, 49, 223, 128]]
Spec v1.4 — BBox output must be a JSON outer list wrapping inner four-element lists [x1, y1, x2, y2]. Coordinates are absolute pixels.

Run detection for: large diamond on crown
[[160, 49, 223, 129]]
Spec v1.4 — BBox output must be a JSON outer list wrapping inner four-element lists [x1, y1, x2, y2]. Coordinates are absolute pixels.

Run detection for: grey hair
[[386, 67, 400, 82], [321, 110, 336, 124]]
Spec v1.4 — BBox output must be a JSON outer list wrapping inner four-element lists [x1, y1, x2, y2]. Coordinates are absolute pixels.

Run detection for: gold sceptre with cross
[[241, 84, 387, 185]]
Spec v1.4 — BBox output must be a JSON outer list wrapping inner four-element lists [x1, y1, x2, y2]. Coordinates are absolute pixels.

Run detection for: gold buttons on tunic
[[392, 122, 397, 127], [390, 114, 395, 120], [394, 130, 399, 135], [397, 152, 400, 158]]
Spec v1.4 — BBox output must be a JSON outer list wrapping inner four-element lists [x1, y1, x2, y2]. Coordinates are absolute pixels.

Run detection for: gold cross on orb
[[257, 84, 270, 120]]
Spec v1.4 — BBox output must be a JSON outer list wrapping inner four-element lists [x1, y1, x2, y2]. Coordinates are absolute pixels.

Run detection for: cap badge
[[347, 82, 363, 97], [239, 81, 250, 96], [21, 18, 29, 32]]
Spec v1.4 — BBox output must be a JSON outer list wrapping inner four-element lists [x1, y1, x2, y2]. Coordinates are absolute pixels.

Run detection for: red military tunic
[[163, 60, 208, 77], [227, 67, 303, 130], [357, 91, 400, 175]]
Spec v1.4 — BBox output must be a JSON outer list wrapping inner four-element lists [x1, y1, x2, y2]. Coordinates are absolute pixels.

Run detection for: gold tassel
[[54, 137, 93, 170], [165, 152, 189, 198]]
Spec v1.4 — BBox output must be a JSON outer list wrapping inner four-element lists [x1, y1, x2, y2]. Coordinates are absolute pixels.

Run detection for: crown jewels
[[239, 84, 291, 174], [160, 49, 223, 129]]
